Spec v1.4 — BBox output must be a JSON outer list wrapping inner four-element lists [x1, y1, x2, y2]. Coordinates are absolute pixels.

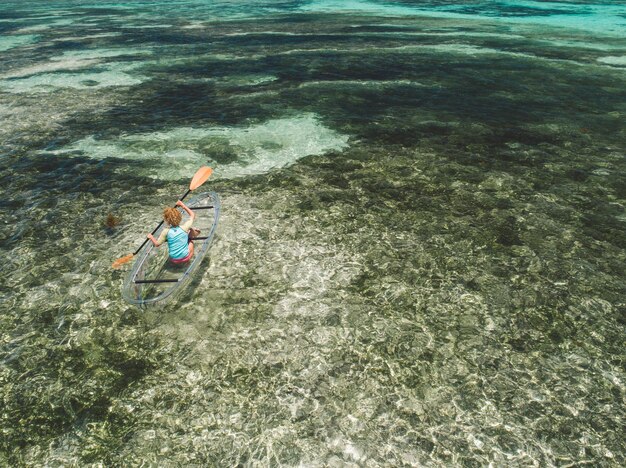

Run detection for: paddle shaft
[[132, 188, 192, 256]]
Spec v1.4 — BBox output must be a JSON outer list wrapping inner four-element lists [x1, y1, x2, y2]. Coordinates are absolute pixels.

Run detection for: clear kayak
[[122, 192, 220, 307]]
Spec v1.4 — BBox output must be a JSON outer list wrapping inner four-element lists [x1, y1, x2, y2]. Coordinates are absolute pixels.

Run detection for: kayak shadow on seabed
[[140, 253, 216, 326]]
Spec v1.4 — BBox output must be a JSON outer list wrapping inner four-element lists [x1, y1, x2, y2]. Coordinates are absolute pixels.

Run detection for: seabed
[[0, 1, 624, 465]]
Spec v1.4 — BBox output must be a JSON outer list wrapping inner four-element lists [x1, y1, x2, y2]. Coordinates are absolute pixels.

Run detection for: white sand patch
[[0, 34, 40, 52], [14, 25, 53, 33], [182, 21, 208, 29], [14, 18, 77, 33], [54, 33, 123, 41], [1, 58, 100, 79], [597, 55, 626, 66], [56, 47, 152, 60], [0, 62, 147, 93], [217, 74, 278, 86], [48, 114, 350, 180], [1, 48, 148, 79], [298, 79, 433, 89], [121, 23, 173, 29], [277, 42, 536, 60]]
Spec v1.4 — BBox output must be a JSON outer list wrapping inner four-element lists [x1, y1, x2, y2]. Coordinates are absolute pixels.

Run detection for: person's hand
[[175, 200, 185, 208], [147, 234, 158, 245]]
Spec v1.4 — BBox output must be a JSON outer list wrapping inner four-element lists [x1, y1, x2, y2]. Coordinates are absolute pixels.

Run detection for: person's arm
[[176, 200, 195, 232], [148, 228, 168, 246], [176, 200, 195, 219]]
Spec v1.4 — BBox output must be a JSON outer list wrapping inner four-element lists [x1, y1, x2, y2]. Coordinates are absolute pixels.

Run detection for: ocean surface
[[1, 0, 625, 465]]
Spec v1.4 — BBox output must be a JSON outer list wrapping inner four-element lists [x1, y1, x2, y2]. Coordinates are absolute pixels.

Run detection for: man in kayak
[[147, 200, 200, 264]]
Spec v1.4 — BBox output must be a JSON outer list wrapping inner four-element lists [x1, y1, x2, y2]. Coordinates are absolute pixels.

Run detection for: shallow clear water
[[1, 0, 625, 466]]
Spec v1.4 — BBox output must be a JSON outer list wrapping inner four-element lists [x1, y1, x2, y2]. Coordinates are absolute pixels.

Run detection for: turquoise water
[[1, 1, 625, 465]]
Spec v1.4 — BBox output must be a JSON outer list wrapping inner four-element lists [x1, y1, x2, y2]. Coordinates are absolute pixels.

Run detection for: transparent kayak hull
[[122, 192, 220, 307]]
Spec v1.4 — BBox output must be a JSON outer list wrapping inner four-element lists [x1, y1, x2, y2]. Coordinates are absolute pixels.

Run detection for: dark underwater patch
[[0, 10, 27, 20]]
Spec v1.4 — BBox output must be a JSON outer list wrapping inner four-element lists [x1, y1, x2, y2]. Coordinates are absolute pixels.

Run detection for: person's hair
[[163, 207, 182, 227]]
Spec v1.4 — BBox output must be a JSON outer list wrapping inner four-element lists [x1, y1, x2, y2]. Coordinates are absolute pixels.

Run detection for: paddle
[[112, 166, 213, 269]]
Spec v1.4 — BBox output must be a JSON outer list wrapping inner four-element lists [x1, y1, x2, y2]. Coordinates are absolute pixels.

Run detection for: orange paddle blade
[[189, 166, 213, 191], [112, 253, 134, 269]]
